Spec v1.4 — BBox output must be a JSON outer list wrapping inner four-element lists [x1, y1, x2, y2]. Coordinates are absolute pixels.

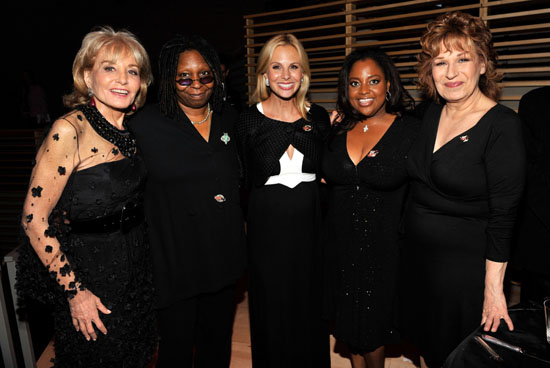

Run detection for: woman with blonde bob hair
[[16, 26, 157, 367], [237, 33, 330, 367], [64, 26, 152, 111], [401, 11, 525, 367]]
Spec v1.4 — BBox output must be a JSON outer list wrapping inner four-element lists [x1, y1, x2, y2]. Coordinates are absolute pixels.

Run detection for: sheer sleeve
[[484, 109, 526, 262], [21, 117, 84, 298]]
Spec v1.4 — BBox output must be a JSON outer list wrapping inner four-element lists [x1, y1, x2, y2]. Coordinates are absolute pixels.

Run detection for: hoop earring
[[385, 90, 392, 101]]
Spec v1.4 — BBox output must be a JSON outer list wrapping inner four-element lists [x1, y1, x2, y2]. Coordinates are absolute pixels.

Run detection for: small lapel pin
[[459, 135, 469, 142], [367, 150, 379, 158], [303, 125, 312, 132], [220, 132, 230, 145], [214, 194, 226, 203]]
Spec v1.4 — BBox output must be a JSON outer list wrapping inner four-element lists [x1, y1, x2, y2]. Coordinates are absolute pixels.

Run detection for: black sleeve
[[484, 108, 526, 262]]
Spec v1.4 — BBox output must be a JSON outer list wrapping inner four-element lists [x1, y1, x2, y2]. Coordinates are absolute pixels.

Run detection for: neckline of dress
[[256, 102, 308, 124]]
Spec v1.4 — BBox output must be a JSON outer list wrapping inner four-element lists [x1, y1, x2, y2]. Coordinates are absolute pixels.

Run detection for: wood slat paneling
[[244, 0, 550, 110]]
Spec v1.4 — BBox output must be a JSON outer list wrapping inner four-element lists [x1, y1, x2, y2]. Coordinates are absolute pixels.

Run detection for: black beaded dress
[[16, 106, 157, 368], [322, 114, 419, 353]]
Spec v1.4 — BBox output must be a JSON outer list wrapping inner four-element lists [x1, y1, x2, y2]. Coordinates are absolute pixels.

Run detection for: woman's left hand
[[481, 285, 514, 332]]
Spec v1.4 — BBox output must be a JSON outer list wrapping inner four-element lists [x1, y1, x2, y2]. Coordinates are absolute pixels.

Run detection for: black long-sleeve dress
[[401, 102, 525, 367], [237, 103, 330, 368], [322, 114, 419, 354], [16, 107, 157, 368]]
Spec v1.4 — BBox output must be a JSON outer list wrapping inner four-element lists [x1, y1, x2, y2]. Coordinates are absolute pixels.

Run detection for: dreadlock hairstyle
[[158, 34, 224, 119], [336, 48, 415, 132]]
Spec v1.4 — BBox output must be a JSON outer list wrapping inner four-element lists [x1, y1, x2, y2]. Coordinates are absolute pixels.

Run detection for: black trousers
[[156, 284, 236, 368]]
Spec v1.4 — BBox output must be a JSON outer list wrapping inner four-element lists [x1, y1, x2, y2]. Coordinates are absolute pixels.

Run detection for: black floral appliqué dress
[[17, 154, 157, 367]]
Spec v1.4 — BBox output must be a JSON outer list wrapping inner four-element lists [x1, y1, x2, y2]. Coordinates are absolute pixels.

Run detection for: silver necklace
[[190, 104, 211, 125]]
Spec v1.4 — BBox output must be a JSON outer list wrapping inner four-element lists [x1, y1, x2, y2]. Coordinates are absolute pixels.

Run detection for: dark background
[[6, 0, 319, 126]]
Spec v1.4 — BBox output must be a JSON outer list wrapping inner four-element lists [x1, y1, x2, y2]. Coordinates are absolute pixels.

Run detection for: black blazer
[[128, 103, 246, 308]]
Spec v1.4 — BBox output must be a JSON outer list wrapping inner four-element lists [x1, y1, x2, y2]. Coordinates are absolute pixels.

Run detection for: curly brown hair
[[417, 11, 501, 102]]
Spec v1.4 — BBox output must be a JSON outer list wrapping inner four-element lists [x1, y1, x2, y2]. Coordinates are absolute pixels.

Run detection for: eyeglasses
[[176, 76, 214, 87]]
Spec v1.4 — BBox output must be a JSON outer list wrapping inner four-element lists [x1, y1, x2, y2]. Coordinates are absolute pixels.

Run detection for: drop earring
[[264, 77, 270, 87], [88, 88, 95, 107], [385, 90, 392, 101], [131, 103, 136, 112]]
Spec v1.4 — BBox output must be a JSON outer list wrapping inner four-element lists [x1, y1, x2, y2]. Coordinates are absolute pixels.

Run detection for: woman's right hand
[[68, 289, 111, 341]]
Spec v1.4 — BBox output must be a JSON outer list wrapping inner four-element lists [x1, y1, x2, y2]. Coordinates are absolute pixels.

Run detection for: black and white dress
[[237, 103, 331, 368]]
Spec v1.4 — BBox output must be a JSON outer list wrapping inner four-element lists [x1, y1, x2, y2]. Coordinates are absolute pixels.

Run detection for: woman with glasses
[[237, 33, 331, 367], [129, 34, 245, 368]]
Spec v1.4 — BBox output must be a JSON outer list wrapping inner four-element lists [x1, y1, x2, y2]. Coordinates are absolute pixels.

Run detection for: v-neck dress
[[400, 102, 525, 366], [322, 114, 420, 353]]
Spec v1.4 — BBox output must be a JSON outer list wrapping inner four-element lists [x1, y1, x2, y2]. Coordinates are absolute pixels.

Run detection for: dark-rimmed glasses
[[176, 76, 214, 87]]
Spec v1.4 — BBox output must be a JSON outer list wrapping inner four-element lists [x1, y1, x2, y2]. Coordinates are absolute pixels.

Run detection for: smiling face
[[348, 58, 390, 119], [431, 43, 486, 104], [84, 46, 141, 113], [175, 50, 214, 109], [264, 45, 303, 100]]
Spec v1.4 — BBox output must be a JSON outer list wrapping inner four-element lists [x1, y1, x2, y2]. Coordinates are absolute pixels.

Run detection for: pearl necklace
[[189, 104, 211, 125]]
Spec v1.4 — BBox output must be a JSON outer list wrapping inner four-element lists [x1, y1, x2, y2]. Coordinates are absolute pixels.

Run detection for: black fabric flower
[[44, 225, 56, 238], [58, 166, 66, 175], [59, 263, 72, 277], [52, 133, 59, 141], [112, 147, 119, 156], [31, 186, 43, 197], [91, 147, 98, 153], [44, 245, 53, 253], [26, 214, 33, 223]]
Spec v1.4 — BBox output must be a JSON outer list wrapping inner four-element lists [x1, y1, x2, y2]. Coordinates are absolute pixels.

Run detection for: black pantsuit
[[129, 103, 246, 367]]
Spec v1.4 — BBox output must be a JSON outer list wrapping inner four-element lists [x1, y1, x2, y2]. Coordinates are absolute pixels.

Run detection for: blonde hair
[[63, 26, 152, 113], [252, 34, 311, 120], [417, 11, 501, 102]]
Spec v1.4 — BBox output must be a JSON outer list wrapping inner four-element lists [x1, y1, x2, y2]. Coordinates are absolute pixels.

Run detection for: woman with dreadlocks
[[128, 34, 246, 367]]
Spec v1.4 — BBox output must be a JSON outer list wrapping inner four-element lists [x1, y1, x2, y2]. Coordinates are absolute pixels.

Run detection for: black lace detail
[[77, 105, 136, 157]]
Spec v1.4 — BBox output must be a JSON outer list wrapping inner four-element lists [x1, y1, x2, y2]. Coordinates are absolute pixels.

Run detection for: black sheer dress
[[16, 106, 157, 368]]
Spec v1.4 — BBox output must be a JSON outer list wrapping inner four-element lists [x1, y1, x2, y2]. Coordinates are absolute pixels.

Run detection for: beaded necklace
[[77, 105, 136, 158]]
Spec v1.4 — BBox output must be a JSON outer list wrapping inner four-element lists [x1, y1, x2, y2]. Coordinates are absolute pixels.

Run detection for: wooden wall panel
[[244, 0, 550, 111]]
